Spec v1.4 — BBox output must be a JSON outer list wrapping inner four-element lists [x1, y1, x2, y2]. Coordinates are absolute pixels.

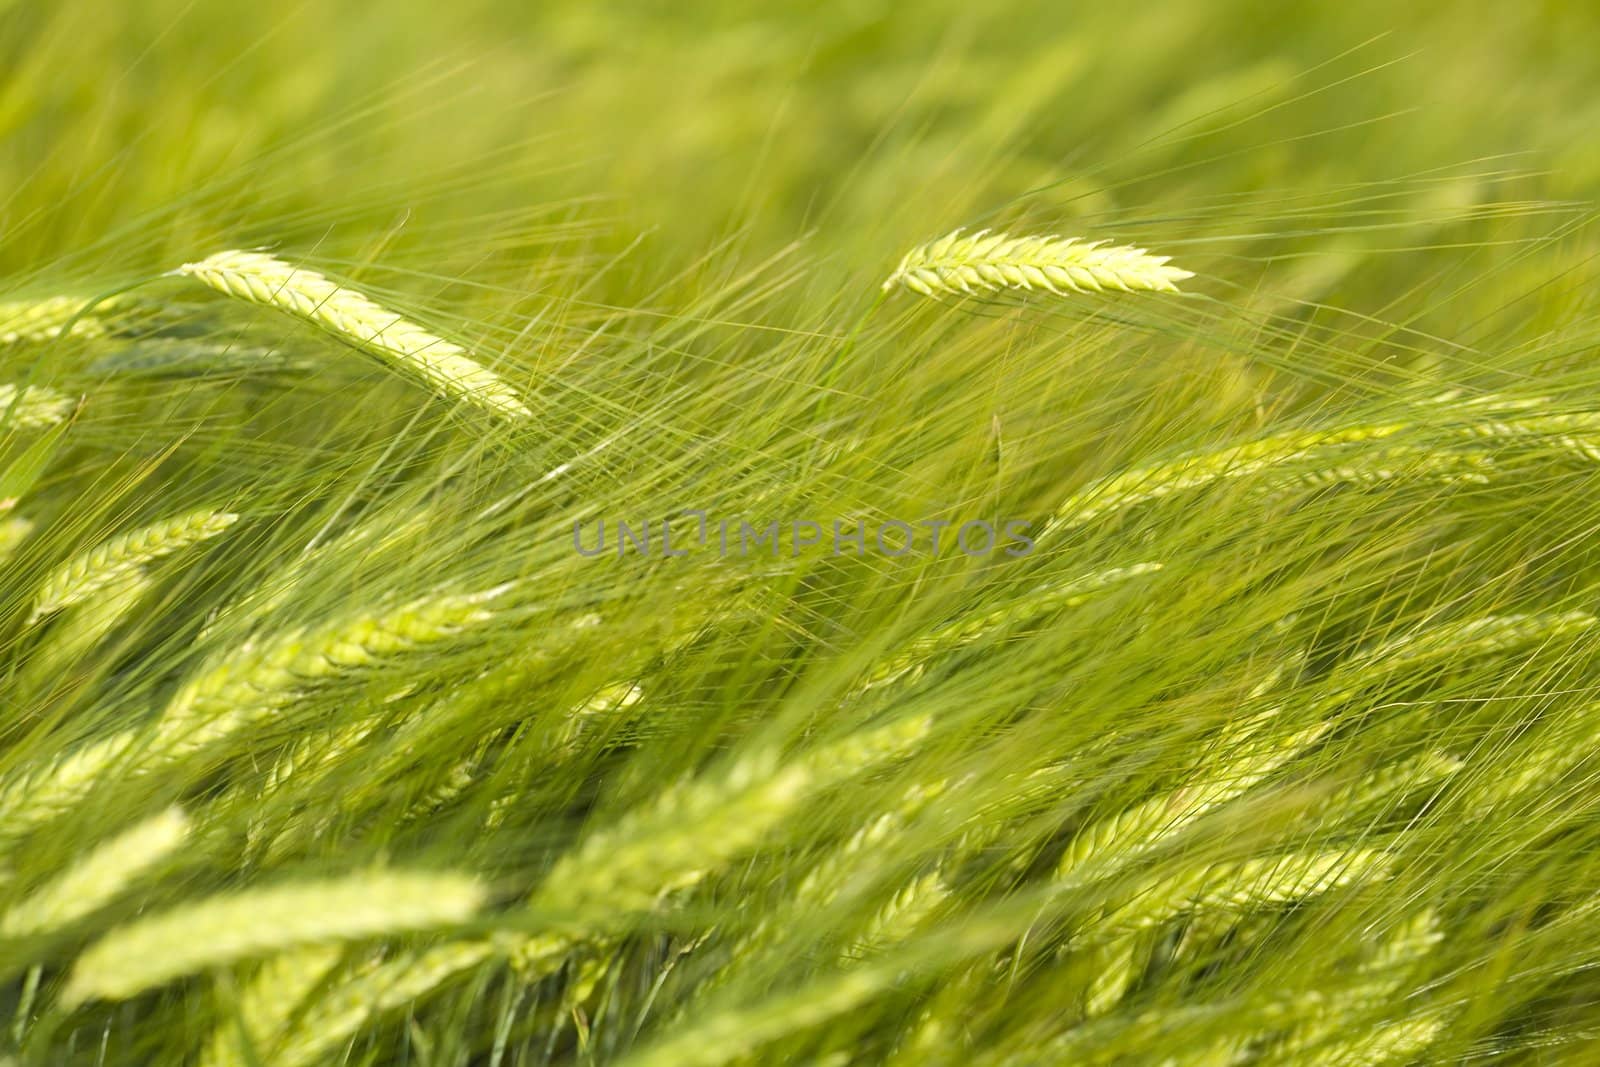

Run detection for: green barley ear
[[28, 510, 239, 623], [0, 807, 189, 939], [1093, 847, 1392, 940], [0, 514, 34, 566], [154, 584, 509, 761], [175, 250, 532, 420], [0, 382, 75, 431], [0, 296, 109, 345], [882, 228, 1194, 297], [198, 946, 344, 1067], [60, 870, 487, 1006], [532, 715, 932, 920], [269, 941, 498, 1067]]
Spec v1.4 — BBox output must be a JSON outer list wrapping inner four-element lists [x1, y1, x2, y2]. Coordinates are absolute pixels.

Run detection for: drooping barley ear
[[0, 382, 75, 430], [840, 870, 950, 962], [1080, 931, 1158, 1018], [0, 295, 111, 345], [1048, 422, 1407, 532], [615, 965, 896, 1067], [198, 946, 344, 1067], [1056, 717, 1330, 882], [1276, 909, 1442, 1059], [1, 515, 34, 565], [176, 250, 532, 420], [882, 228, 1194, 298], [1091, 848, 1392, 941], [0, 732, 138, 845], [29, 510, 239, 622], [20, 575, 153, 696], [271, 940, 498, 1067], [858, 563, 1163, 693], [1454, 411, 1600, 464], [1272, 443, 1493, 492], [533, 715, 932, 920], [1287, 1013, 1448, 1067], [60, 870, 487, 1006], [0, 807, 189, 939], [1463, 698, 1600, 813], [1345, 610, 1596, 675], [1313, 751, 1461, 818], [153, 584, 510, 763]]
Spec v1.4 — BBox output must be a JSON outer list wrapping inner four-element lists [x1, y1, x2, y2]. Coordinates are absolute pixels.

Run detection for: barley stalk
[[176, 250, 531, 419], [61, 870, 488, 1005], [29, 510, 239, 622], [883, 228, 1194, 297]]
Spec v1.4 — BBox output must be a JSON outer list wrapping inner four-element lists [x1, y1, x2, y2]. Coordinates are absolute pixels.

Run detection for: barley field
[[4, 2, 1600, 1064]]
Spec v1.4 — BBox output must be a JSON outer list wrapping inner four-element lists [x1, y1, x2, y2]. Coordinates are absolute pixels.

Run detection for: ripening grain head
[[883, 228, 1194, 297], [0, 295, 107, 345], [0, 381, 75, 430], [29, 510, 239, 622], [60, 869, 488, 1005], [176, 250, 532, 420], [0, 807, 190, 939]]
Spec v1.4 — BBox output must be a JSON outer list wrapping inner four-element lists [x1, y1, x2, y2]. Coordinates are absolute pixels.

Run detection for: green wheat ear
[[882, 227, 1194, 297]]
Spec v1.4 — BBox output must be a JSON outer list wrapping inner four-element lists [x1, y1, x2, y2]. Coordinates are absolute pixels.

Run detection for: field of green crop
[[5, 2, 1600, 1064]]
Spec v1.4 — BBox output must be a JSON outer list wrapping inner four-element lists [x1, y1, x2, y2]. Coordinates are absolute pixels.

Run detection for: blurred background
[[4, 0, 1599, 307]]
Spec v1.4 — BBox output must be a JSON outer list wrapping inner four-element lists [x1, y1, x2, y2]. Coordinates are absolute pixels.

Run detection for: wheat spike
[[0, 807, 189, 939], [176, 250, 531, 419], [19, 574, 153, 697], [1347, 610, 1596, 672], [0, 295, 107, 345], [60, 870, 487, 1005], [0, 381, 74, 430], [841, 870, 950, 962], [1080, 931, 1158, 1018], [883, 228, 1194, 297], [29, 510, 238, 622], [1275, 909, 1443, 1060]]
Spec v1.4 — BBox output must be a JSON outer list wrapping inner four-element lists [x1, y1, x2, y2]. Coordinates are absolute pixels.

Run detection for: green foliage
[[4, 1, 1600, 1064]]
